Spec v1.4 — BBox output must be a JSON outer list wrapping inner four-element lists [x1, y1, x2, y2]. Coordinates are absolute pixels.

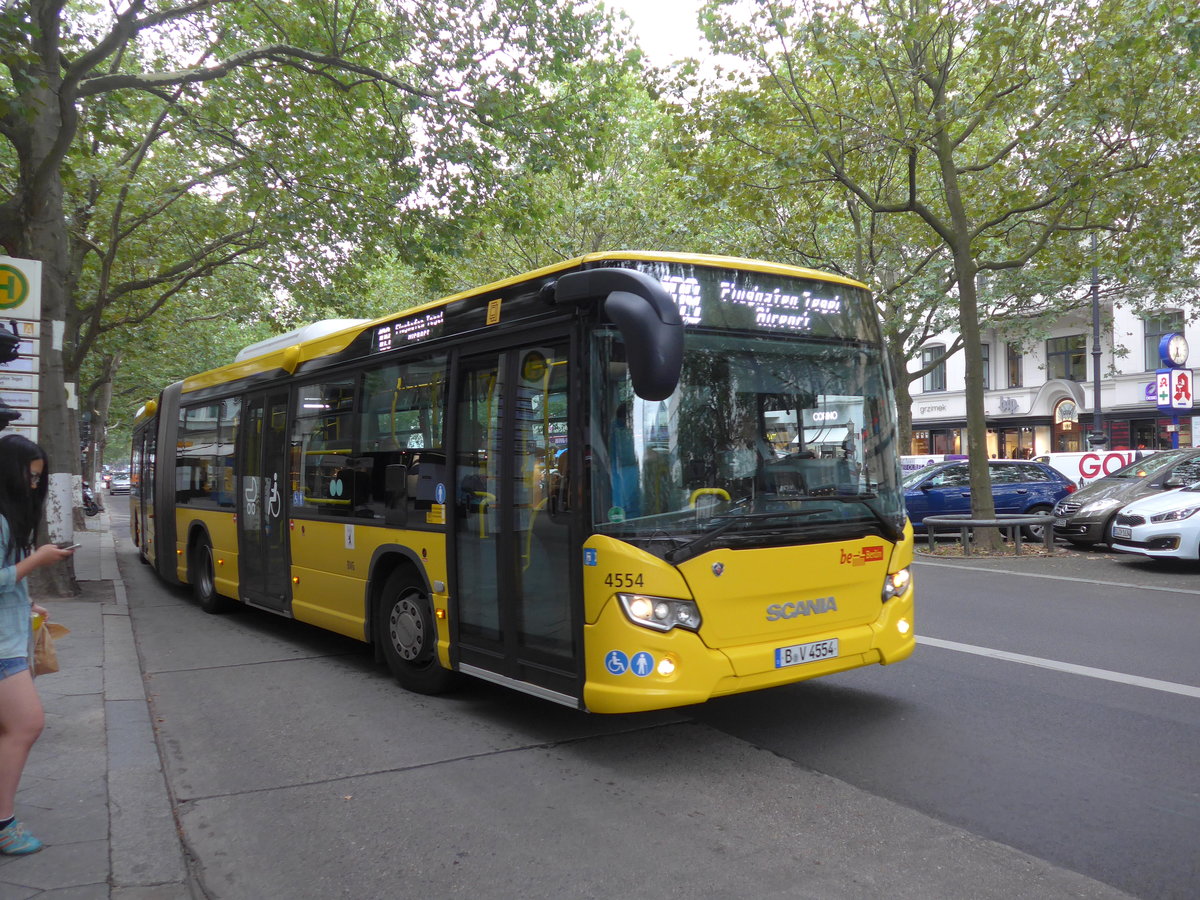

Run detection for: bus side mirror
[[551, 268, 683, 401]]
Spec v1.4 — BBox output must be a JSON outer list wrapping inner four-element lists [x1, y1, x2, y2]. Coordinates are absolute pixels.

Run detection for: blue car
[[903, 459, 1077, 540]]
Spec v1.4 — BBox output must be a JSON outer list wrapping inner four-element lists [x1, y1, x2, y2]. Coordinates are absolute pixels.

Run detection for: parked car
[[903, 459, 1076, 540], [1107, 483, 1200, 560], [108, 472, 131, 494], [1052, 448, 1200, 546]]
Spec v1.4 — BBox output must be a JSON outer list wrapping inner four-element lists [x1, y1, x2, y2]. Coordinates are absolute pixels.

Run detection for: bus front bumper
[[582, 591, 914, 714]]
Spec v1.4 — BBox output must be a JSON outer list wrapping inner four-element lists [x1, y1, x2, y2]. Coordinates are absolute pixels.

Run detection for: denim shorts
[[0, 656, 30, 681]]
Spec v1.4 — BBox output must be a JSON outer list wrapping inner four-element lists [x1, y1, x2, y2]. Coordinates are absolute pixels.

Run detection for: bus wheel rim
[[198, 547, 214, 595], [389, 595, 424, 661]]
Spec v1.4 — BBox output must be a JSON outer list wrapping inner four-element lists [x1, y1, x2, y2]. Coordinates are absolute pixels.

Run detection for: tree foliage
[[0, 0, 632, 582], [687, 0, 1200, 536]]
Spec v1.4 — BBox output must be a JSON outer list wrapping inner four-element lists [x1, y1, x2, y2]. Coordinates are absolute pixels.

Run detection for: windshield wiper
[[664, 508, 832, 564], [806, 493, 904, 543]]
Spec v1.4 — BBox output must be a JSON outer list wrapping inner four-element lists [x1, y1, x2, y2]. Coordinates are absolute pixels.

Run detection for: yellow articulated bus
[[131, 252, 914, 713]]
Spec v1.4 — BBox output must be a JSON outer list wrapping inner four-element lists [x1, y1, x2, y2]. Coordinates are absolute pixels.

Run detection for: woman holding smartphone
[[0, 435, 75, 854]]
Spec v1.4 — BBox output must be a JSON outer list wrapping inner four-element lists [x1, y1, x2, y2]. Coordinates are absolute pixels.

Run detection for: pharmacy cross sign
[[1157, 368, 1193, 411]]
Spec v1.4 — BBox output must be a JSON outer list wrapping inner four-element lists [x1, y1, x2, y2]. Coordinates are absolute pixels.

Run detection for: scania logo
[[766, 596, 838, 621]]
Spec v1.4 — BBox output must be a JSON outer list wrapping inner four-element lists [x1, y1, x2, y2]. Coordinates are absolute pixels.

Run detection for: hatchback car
[[1108, 484, 1200, 560], [903, 459, 1076, 539], [1052, 448, 1200, 546], [108, 472, 131, 494]]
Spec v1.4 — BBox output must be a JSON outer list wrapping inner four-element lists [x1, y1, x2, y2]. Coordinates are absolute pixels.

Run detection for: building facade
[[908, 303, 1195, 457]]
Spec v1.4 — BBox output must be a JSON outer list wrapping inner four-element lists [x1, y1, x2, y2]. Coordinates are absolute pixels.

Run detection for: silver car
[[1052, 449, 1200, 546]]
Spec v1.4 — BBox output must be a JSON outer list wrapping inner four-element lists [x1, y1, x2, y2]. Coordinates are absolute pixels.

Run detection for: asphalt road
[[112, 506, 1195, 899], [692, 547, 1200, 900]]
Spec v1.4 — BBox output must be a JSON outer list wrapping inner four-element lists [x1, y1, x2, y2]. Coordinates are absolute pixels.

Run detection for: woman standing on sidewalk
[[0, 435, 74, 855]]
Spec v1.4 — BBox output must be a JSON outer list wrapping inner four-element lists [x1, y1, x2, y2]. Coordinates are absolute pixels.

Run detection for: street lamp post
[[1089, 232, 1107, 448]]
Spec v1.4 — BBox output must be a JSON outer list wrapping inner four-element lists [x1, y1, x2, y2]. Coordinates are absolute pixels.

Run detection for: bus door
[[453, 341, 578, 702], [237, 390, 291, 612], [133, 425, 157, 568]]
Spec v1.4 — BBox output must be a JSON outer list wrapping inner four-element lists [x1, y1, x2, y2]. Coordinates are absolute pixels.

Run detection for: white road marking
[[917, 636, 1200, 699], [914, 558, 1200, 595]]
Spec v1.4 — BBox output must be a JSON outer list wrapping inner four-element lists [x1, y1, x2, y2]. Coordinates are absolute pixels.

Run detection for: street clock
[[1159, 332, 1189, 368]]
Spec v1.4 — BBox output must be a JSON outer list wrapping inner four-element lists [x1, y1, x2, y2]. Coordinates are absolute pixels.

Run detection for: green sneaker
[[0, 820, 43, 855]]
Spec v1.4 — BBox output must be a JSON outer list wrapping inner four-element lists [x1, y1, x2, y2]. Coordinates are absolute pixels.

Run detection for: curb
[[104, 564, 194, 898]]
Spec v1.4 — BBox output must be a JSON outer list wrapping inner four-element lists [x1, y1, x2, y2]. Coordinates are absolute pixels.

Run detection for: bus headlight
[[882, 568, 911, 602], [618, 593, 701, 632]]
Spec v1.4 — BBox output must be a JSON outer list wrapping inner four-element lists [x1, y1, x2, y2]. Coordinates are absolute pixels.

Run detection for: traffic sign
[[0, 256, 42, 440], [0, 256, 41, 320]]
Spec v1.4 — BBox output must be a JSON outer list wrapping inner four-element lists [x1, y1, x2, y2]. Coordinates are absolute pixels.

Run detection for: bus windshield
[[588, 327, 904, 560]]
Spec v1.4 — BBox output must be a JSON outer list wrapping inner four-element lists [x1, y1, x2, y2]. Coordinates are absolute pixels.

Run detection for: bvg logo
[[840, 546, 884, 566]]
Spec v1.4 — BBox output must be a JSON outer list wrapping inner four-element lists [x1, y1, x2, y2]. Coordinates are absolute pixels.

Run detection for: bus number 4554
[[605, 573, 644, 588]]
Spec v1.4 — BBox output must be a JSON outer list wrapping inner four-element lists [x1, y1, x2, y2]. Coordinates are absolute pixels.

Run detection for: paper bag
[[32, 621, 69, 677]]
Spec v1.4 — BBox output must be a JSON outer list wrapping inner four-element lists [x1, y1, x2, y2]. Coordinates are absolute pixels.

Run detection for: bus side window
[[358, 355, 447, 525], [292, 378, 358, 518]]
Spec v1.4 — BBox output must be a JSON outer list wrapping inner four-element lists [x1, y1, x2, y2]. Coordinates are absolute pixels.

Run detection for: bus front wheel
[[192, 536, 234, 614], [378, 570, 457, 695]]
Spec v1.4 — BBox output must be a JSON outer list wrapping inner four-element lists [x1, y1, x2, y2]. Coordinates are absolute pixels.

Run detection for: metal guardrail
[[921, 513, 1057, 556]]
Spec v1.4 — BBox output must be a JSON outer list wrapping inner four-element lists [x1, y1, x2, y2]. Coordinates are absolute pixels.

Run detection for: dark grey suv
[[1052, 449, 1200, 546]]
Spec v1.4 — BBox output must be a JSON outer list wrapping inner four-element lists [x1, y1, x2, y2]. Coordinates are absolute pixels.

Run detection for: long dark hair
[[0, 434, 48, 561]]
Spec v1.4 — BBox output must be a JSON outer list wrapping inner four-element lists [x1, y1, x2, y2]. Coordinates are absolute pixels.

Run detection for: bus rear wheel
[[192, 536, 234, 614], [378, 570, 457, 695]]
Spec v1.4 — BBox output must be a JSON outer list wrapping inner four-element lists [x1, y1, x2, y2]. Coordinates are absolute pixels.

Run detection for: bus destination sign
[[373, 309, 445, 353], [658, 273, 845, 334]]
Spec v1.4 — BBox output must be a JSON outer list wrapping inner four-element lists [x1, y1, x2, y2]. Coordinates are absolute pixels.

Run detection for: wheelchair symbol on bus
[[604, 650, 655, 677], [268, 473, 281, 519], [604, 650, 629, 675]]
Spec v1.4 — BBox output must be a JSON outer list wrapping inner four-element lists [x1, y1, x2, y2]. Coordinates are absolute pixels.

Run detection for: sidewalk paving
[[0, 506, 194, 900]]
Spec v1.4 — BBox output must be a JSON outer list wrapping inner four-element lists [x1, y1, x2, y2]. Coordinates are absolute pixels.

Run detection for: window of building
[[1046, 334, 1087, 381], [921, 344, 946, 392], [980, 343, 991, 390], [1144, 311, 1184, 371], [1006, 342, 1023, 388]]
